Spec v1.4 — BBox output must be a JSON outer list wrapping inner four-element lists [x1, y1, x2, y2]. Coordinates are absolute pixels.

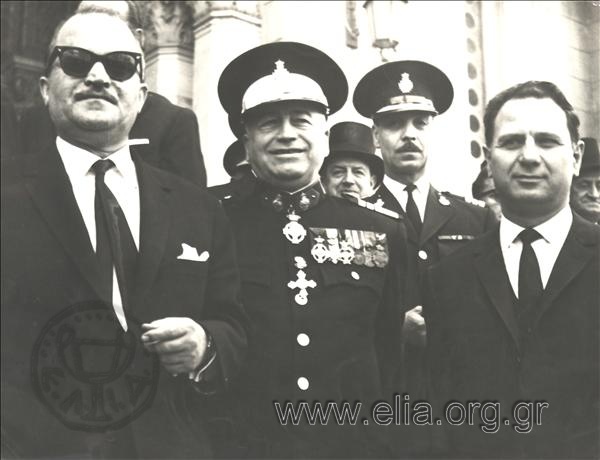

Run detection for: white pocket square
[[177, 243, 209, 262]]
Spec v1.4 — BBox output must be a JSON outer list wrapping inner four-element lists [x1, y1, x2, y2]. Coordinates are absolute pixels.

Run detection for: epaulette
[[464, 196, 486, 208], [355, 198, 401, 220]]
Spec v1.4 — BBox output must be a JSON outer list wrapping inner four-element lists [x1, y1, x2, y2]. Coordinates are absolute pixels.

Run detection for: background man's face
[[570, 172, 600, 222], [323, 158, 377, 200], [40, 13, 147, 147], [372, 111, 433, 181], [485, 97, 582, 220], [243, 101, 328, 191]]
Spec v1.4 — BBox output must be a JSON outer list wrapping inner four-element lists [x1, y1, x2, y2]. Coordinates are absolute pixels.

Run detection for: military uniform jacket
[[210, 179, 410, 458], [368, 183, 496, 293]]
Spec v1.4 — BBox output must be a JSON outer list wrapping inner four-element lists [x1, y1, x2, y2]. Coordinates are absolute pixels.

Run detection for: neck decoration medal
[[288, 270, 317, 306], [283, 211, 307, 244], [311, 235, 329, 264]]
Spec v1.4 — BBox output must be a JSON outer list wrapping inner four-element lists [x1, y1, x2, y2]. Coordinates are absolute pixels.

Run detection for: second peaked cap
[[219, 41, 348, 135], [353, 60, 453, 118]]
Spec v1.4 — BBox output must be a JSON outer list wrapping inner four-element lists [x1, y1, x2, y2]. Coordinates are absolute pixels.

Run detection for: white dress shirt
[[499, 205, 573, 298], [56, 137, 141, 330], [383, 174, 430, 221]]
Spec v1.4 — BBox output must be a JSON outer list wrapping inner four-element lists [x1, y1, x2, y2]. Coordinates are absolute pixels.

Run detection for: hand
[[402, 305, 426, 347], [141, 317, 209, 376]]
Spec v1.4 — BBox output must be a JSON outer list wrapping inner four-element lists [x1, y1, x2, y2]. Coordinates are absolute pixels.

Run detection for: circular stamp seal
[[31, 301, 160, 432]]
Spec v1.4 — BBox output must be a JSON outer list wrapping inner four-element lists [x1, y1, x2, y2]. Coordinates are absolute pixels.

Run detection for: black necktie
[[91, 160, 138, 314], [405, 183, 422, 234], [517, 228, 543, 325]]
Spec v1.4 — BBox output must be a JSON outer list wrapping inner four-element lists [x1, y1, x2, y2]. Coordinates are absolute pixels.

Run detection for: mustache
[[74, 91, 117, 104], [395, 141, 422, 153]]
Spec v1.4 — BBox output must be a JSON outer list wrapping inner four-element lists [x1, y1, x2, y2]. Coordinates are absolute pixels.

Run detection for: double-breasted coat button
[[418, 250, 428, 260], [297, 333, 310, 346], [297, 377, 309, 390]]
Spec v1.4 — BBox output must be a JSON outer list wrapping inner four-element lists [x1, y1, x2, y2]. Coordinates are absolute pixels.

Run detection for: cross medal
[[287, 269, 317, 305]]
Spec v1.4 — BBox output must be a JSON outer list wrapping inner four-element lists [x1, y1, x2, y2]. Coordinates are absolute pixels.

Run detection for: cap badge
[[398, 72, 414, 94], [273, 59, 290, 77]]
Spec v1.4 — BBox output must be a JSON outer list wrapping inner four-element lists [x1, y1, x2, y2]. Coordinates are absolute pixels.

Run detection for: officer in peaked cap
[[321, 121, 384, 200], [355, 60, 496, 457], [571, 137, 600, 224], [210, 42, 411, 458]]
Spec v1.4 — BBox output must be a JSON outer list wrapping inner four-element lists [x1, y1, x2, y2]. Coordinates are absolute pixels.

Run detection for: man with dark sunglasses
[[1, 10, 247, 459], [17, 0, 207, 188]]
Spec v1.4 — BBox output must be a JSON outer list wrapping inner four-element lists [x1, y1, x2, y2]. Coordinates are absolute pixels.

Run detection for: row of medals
[[283, 211, 388, 306]]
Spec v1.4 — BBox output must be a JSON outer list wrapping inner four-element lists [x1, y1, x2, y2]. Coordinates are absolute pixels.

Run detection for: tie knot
[[519, 228, 542, 245], [91, 159, 115, 178], [404, 183, 417, 193]]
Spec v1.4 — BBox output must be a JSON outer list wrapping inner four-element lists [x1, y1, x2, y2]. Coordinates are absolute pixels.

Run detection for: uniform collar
[[257, 180, 325, 213]]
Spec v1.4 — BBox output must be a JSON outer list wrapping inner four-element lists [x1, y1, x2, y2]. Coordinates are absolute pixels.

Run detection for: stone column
[[143, 1, 195, 108], [192, 1, 261, 186]]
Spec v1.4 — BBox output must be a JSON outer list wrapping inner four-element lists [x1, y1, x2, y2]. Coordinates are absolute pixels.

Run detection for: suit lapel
[[420, 187, 453, 246], [534, 214, 598, 325], [474, 230, 521, 348], [132, 158, 172, 309], [22, 146, 105, 300], [373, 184, 418, 244]]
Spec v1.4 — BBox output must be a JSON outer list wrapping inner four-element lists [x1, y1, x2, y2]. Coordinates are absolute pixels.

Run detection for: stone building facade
[[2, 1, 598, 188]]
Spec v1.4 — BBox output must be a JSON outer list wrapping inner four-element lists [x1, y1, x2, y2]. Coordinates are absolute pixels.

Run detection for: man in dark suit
[[17, 1, 207, 188], [570, 137, 600, 224], [426, 81, 599, 458], [320, 121, 384, 201], [211, 41, 410, 458], [353, 61, 496, 455], [1, 10, 246, 458]]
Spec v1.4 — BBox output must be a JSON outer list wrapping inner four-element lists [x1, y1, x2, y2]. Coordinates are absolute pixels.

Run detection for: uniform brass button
[[418, 250, 428, 260], [297, 377, 309, 390], [351, 271, 360, 280], [297, 333, 310, 347]]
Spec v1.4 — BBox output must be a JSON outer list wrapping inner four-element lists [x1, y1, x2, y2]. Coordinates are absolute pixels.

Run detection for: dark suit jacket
[[210, 179, 410, 458], [426, 215, 599, 458], [18, 92, 207, 187], [1, 146, 246, 458]]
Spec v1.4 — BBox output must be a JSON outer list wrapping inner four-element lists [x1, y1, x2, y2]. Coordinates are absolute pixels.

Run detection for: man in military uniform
[[570, 137, 600, 224], [321, 121, 384, 201], [472, 160, 502, 221], [211, 42, 410, 458], [354, 60, 496, 455]]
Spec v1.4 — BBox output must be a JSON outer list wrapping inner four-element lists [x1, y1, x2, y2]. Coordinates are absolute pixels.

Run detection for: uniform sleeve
[[375, 220, 409, 394], [199, 200, 248, 388]]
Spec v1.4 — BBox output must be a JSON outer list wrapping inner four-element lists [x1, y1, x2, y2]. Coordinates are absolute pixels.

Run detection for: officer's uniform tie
[[404, 183, 422, 234], [91, 160, 138, 327], [517, 228, 543, 329]]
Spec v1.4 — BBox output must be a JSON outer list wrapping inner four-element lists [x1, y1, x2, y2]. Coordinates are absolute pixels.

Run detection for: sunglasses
[[46, 46, 144, 82]]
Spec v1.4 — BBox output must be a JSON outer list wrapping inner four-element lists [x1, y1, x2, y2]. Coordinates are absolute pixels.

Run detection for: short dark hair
[[483, 80, 580, 147]]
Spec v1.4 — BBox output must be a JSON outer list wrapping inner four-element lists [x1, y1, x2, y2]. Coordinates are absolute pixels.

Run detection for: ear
[[39, 76, 50, 106], [483, 145, 492, 161], [572, 139, 584, 177], [137, 83, 148, 113], [371, 125, 380, 149], [369, 173, 377, 189]]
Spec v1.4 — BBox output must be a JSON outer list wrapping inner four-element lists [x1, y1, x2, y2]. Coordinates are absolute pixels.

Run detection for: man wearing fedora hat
[[571, 137, 600, 224], [321, 121, 383, 201], [212, 41, 412, 458]]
